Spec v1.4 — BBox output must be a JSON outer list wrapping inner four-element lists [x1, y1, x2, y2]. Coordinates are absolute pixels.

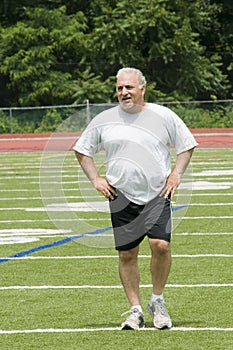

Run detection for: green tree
[[35, 108, 62, 132], [0, 0, 64, 25], [209, 0, 233, 96], [87, 0, 229, 100], [0, 6, 87, 106], [0, 0, 232, 109]]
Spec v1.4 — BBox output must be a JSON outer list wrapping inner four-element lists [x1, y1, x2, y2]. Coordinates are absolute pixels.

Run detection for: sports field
[[0, 137, 232, 349]]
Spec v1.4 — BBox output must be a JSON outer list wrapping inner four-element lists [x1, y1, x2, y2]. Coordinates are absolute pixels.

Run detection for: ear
[[141, 86, 146, 97]]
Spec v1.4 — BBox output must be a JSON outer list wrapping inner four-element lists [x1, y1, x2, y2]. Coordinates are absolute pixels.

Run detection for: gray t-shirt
[[73, 103, 198, 204]]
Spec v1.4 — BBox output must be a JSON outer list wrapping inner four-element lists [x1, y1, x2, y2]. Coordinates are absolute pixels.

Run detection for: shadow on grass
[[85, 318, 203, 330], [170, 320, 203, 327]]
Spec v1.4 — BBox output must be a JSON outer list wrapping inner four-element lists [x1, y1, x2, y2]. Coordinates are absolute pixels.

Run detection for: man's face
[[116, 72, 145, 112]]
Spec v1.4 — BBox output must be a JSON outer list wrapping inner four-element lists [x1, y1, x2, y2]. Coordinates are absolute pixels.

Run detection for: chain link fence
[[0, 99, 233, 134]]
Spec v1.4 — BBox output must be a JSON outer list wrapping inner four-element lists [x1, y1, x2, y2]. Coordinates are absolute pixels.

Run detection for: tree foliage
[[0, 6, 87, 106], [0, 0, 232, 107]]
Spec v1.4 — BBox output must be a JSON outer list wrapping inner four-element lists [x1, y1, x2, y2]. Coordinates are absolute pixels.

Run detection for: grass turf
[[0, 148, 232, 349]]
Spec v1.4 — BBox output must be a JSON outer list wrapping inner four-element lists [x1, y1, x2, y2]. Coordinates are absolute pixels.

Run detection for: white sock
[[131, 305, 143, 313], [150, 293, 164, 303]]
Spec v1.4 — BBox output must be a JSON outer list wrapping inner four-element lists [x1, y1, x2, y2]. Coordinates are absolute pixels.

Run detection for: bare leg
[[118, 245, 140, 306], [149, 238, 171, 294]]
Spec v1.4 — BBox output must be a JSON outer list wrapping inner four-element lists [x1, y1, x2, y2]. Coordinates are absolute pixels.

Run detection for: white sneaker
[[121, 308, 146, 330], [148, 298, 172, 329]]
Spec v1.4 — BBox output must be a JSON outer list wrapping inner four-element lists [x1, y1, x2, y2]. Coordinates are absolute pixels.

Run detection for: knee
[[150, 239, 170, 256], [119, 247, 138, 264]]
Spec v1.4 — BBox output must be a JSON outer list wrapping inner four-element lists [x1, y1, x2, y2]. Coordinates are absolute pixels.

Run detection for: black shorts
[[109, 190, 172, 251]]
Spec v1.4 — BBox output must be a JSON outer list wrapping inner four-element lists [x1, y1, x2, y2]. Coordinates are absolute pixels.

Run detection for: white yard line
[[0, 284, 232, 290], [0, 219, 108, 222], [0, 189, 233, 195], [0, 232, 232, 237], [175, 232, 233, 235], [1, 254, 232, 260], [0, 327, 232, 334], [179, 216, 233, 219], [0, 216, 233, 223], [187, 203, 233, 206], [1, 202, 233, 207]]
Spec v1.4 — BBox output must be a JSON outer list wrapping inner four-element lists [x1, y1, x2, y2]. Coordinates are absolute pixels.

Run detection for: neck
[[120, 102, 146, 114]]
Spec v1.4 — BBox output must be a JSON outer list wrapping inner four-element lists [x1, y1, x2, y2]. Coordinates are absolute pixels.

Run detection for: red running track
[[0, 129, 233, 152]]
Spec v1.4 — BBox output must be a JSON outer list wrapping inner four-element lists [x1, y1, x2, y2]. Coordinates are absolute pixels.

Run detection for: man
[[73, 67, 198, 330]]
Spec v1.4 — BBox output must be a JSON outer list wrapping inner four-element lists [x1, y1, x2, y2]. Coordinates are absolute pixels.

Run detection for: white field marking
[[9, 174, 233, 180], [29, 181, 87, 184], [1, 190, 233, 196], [0, 219, 109, 222], [0, 229, 72, 243], [194, 164, 233, 167], [2, 170, 233, 178], [0, 237, 40, 245], [2, 159, 232, 165], [192, 177, 233, 181], [178, 216, 233, 219], [0, 228, 99, 244], [0, 196, 101, 201], [0, 202, 231, 212], [0, 168, 78, 173], [0, 231, 232, 240], [2, 197, 233, 205], [179, 181, 233, 190], [2, 182, 233, 198], [0, 189, 81, 192], [3, 254, 232, 260], [170, 254, 233, 257], [178, 193, 233, 196], [0, 327, 232, 334], [194, 203, 233, 205], [39, 181, 233, 188], [0, 229, 72, 235], [3, 165, 232, 174], [27, 202, 109, 212], [26, 202, 233, 212], [193, 165, 233, 168], [0, 175, 83, 179], [1, 216, 233, 223], [0, 284, 232, 290], [0, 235, 64, 239], [193, 170, 233, 176], [13, 170, 232, 183], [21, 232, 233, 237], [175, 232, 233, 235], [0, 189, 38, 192]]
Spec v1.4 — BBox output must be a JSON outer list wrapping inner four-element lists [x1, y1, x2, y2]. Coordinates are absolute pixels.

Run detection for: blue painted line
[[172, 205, 189, 212], [0, 205, 188, 264], [0, 226, 112, 264]]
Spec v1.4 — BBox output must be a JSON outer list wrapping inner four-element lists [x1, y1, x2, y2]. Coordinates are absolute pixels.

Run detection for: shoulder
[[147, 102, 184, 123], [88, 105, 119, 126], [147, 103, 175, 115]]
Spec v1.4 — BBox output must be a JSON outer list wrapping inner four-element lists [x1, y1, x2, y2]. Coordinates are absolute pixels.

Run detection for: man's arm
[[160, 148, 195, 198], [74, 151, 117, 200]]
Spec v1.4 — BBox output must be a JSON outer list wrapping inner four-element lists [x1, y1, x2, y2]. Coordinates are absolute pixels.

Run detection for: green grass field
[[0, 147, 232, 349]]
